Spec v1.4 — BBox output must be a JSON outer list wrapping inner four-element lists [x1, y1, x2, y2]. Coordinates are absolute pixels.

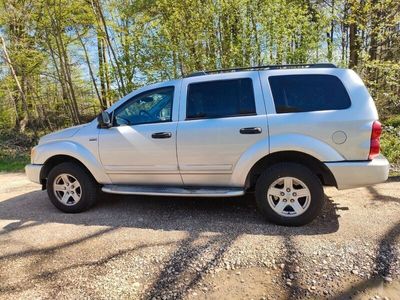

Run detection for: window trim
[[185, 78, 257, 121], [185, 112, 257, 121], [268, 74, 352, 114], [112, 86, 175, 126]]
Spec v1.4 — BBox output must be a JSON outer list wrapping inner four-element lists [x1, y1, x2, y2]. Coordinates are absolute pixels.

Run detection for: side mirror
[[97, 111, 112, 128]]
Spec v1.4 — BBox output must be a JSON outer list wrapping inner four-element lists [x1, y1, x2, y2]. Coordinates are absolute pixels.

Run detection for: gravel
[[0, 173, 399, 299]]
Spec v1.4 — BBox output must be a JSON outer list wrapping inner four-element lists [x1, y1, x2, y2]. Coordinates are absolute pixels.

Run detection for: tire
[[255, 163, 324, 226], [46, 162, 98, 213]]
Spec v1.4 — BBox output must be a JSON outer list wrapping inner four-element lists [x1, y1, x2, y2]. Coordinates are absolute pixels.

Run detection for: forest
[[0, 0, 399, 171]]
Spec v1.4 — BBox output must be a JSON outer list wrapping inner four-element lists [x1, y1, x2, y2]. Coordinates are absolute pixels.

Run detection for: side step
[[101, 185, 245, 197]]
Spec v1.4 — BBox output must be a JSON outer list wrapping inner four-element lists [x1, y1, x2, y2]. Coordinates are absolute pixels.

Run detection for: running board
[[101, 185, 245, 197]]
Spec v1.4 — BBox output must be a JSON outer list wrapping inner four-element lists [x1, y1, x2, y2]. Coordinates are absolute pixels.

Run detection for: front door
[[177, 72, 268, 186], [98, 85, 182, 185]]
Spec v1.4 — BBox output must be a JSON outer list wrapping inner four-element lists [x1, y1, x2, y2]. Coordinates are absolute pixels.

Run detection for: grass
[[0, 129, 33, 172], [0, 153, 30, 172]]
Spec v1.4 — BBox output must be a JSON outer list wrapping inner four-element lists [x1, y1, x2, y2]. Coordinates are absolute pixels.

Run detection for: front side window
[[114, 87, 174, 126], [186, 78, 256, 119], [268, 75, 351, 113]]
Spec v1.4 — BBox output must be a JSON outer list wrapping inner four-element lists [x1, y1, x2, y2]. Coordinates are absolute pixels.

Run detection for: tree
[[0, 0, 398, 134]]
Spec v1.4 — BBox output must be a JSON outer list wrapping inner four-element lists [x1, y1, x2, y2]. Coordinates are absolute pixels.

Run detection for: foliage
[[0, 0, 399, 169], [361, 60, 400, 117], [381, 117, 400, 168], [384, 115, 400, 128], [381, 125, 400, 166], [0, 129, 32, 172], [0, 153, 29, 172]]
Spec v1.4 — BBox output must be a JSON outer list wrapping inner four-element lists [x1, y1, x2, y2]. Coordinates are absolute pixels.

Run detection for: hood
[[39, 124, 87, 144]]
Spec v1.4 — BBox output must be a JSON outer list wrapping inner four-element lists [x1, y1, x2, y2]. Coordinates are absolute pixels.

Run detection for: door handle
[[240, 127, 262, 134], [151, 132, 172, 139]]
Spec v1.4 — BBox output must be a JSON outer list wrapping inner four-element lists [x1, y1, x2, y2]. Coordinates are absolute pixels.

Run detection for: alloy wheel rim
[[267, 176, 311, 217], [53, 173, 82, 206]]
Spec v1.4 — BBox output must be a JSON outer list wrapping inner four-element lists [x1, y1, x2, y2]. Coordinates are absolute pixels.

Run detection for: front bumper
[[325, 154, 390, 190], [25, 164, 43, 184]]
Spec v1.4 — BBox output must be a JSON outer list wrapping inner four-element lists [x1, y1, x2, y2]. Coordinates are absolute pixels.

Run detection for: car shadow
[[367, 185, 400, 204], [2, 183, 398, 299], [0, 189, 341, 236], [329, 184, 400, 299]]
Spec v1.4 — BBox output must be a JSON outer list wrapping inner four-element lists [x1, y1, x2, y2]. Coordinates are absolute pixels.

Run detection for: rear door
[[177, 72, 268, 186]]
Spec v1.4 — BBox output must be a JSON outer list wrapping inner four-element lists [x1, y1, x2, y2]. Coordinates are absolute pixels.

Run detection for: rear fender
[[231, 134, 344, 186]]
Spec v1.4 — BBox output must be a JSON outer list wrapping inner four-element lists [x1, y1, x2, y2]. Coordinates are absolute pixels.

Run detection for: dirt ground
[[0, 173, 399, 300]]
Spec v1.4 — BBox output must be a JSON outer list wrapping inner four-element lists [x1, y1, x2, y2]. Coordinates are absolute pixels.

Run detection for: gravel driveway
[[0, 173, 399, 299]]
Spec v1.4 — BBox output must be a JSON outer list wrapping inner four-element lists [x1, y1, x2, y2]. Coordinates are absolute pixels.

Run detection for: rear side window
[[268, 75, 351, 113], [186, 78, 256, 119]]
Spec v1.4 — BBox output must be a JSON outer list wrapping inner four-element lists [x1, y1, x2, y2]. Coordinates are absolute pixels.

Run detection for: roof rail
[[185, 63, 337, 77]]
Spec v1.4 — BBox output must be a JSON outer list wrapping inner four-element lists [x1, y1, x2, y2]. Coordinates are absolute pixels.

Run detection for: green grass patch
[[0, 129, 33, 172], [0, 153, 30, 172]]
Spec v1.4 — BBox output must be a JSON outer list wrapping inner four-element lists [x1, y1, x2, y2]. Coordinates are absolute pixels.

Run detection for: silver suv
[[25, 63, 389, 226]]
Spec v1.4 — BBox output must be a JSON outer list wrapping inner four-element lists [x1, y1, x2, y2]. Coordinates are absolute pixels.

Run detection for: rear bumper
[[325, 155, 389, 190], [25, 164, 43, 184]]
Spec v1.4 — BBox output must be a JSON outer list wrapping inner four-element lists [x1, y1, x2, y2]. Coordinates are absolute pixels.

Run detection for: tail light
[[368, 121, 382, 160]]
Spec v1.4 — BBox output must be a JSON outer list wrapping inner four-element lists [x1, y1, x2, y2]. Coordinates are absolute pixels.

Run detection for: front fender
[[231, 134, 344, 186], [34, 140, 111, 184]]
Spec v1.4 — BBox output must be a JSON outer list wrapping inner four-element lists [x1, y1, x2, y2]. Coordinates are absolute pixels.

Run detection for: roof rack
[[185, 63, 337, 77]]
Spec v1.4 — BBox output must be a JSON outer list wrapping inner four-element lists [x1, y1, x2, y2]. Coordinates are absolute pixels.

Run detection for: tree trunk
[[97, 33, 107, 107], [103, 41, 112, 106], [341, 17, 347, 62], [52, 25, 81, 124], [250, 7, 261, 65], [327, 0, 335, 61], [45, 32, 76, 123], [93, 0, 126, 94], [0, 36, 37, 137], [369, 0, 378, 61], [5, 85, 20, 128], [77, 32, 104, 109], [57, 31, 81, 123], [349, 23, 358, 68]]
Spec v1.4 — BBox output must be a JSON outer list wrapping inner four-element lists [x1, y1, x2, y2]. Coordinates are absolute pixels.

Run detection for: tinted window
[[186, 78, 256, 119], [114, 87, 174, 126], [269, 75, 351, 113]]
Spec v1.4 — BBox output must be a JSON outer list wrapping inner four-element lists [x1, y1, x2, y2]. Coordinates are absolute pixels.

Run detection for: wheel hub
[[53, 173, 82, 206], [266, 177, 311, 217]]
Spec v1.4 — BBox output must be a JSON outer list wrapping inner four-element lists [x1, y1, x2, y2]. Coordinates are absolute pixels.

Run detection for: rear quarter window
[[268, 74, 351, 113]]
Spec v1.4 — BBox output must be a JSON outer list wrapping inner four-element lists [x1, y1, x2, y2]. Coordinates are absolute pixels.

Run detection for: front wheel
[[255, 163, 325, 226], [47, 162, 98, 213]]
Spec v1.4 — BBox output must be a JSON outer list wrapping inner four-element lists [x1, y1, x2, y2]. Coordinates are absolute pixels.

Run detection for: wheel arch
[[34, 141, 111, 188], [245, 151, 337, 190], [40, 155, 96, 188]]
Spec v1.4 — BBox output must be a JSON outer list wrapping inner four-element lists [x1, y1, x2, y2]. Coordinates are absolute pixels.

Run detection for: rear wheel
[[255, 163, 324, 226], [47, 162, 98, 213]]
